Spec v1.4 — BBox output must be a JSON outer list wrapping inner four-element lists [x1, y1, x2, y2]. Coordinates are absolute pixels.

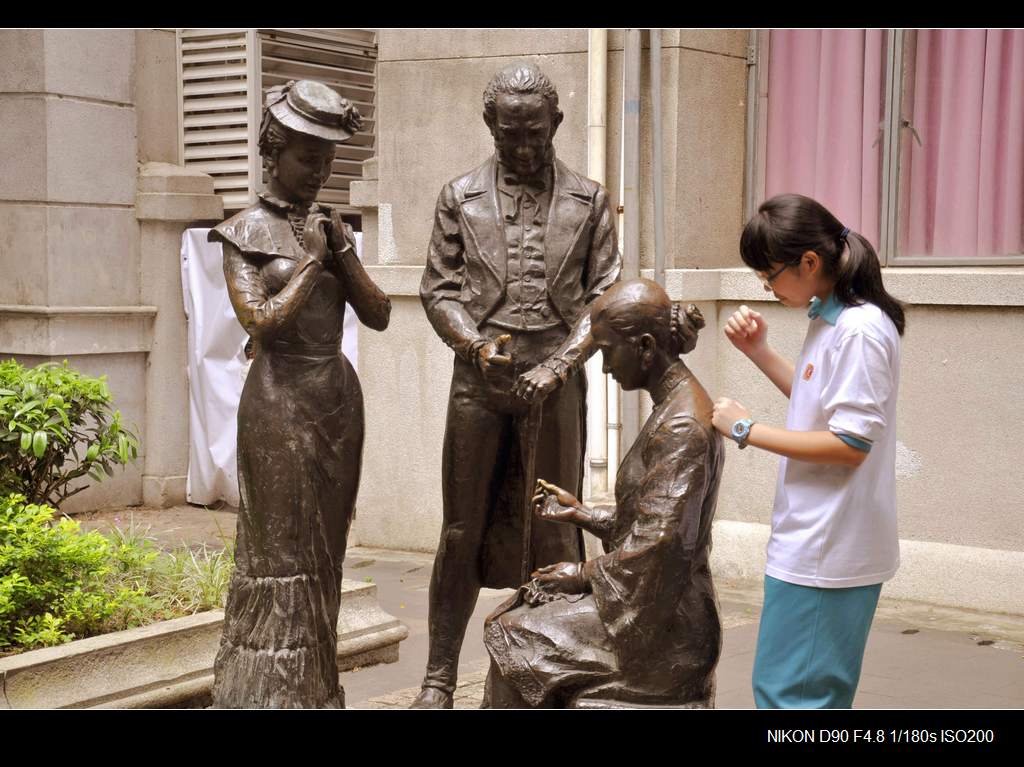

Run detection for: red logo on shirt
[[803, 363, 814, 381]]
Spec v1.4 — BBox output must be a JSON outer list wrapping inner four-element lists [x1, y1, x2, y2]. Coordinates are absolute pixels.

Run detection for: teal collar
[[807, 292, 845, 325]]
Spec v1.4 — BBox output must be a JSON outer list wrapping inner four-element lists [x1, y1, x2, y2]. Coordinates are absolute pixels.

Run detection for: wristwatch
[[730, 418, 755, 449]]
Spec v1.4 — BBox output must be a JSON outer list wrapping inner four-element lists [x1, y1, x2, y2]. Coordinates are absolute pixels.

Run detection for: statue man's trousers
[[422, 327, 586, 694]]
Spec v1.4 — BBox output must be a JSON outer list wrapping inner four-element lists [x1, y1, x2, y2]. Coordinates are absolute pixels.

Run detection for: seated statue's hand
[[304, 212, 331, 263], [533, 478, 581, 525], [531, 562, 588, 595], [476, 334, 513, 376], [513, 364, 559, 403]]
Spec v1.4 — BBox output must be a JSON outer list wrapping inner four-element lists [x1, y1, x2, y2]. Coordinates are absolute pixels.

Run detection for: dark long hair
[[740, 194, 906, 335]]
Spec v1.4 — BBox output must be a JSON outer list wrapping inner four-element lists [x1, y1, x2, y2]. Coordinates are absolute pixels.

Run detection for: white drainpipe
[[586, 28, 611, 498]]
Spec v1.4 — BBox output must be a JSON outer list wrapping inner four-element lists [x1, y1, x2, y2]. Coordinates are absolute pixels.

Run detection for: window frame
[[746, 28, 1024, 267]]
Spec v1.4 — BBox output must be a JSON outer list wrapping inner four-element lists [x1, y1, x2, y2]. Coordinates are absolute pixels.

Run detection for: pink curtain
[[765, 30, 887, 247], [900, 30, 1024, 258]]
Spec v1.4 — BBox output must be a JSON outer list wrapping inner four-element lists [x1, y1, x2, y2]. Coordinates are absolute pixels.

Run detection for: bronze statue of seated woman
[[482, 278, 724, 708]]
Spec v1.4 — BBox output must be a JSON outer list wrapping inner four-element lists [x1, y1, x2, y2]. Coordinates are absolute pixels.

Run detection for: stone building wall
[[0, 29, 222, 511]]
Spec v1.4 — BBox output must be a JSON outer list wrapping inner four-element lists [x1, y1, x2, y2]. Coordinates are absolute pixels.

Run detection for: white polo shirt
[[765, 295, 901, 588]]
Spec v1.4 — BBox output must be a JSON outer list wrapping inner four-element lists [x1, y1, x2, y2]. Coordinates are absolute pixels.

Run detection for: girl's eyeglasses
[[759, 262, 793, 287]]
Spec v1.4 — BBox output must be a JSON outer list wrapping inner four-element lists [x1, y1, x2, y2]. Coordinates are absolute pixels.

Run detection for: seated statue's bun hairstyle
[[669, 302, 705, 355], [593, 280, 704, 359]]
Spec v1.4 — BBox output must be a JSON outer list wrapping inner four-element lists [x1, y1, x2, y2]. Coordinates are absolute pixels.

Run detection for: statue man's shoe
[[409, 686, 454, 709]]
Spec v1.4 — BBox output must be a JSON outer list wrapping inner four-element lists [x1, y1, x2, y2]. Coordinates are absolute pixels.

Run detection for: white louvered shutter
[[177, 29, 260, 212], [177, 28, 377, 218], [259, 29, 377, 217]]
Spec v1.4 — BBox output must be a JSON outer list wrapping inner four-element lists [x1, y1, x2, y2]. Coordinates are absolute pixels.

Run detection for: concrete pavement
[[76, 506, 1024, 709]]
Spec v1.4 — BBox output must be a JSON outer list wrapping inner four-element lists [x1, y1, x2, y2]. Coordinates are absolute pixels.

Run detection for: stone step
[[0, 580, 408, 709]]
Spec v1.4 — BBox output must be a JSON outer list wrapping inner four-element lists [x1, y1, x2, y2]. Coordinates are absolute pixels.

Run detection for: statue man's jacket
[[420, 155, 621, 360]]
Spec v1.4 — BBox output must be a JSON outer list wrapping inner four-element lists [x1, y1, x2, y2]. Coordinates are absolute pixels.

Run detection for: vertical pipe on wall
[[743, 29, 759, 221], [588, 29, 608, 188], [651, 29, 665, 287], [620, 28, 642, 452], [622, 30, 642, 277], [246, 29, 263, 205], [586, 29, 610, 498]]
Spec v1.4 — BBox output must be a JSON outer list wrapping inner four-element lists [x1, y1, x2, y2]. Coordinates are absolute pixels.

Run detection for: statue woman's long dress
[[209, 80, 390, 708]]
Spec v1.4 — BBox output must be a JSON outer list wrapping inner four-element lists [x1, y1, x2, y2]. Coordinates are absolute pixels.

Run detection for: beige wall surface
[[890, 305, 1023, 551], [602, 34, 748, 271], [0, 30, 139, 305], [353, 293, 453, 551], [46, 208, 141, 307], [41, 29, 136, 104], [135, 29, 179, 165], [376, 33, 589, 267], [379, 29, 589, 61]]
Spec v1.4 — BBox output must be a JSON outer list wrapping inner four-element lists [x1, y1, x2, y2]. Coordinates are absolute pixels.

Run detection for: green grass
[[104, 517, 235, 621]]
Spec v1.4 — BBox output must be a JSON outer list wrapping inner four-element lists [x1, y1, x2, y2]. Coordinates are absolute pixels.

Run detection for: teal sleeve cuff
[[835, 432, 872, 453]]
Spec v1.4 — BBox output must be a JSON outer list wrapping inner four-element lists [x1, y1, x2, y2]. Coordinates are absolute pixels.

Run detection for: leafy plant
[[103, 516, 234, 615], [0, 498, 235, 654], [0, 494, 145, 651], [0, 360, 139, 506]]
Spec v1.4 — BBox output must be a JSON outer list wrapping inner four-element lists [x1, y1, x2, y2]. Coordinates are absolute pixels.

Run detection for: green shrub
[[0, 496, 235, 654], [0, 494, 145, 651], [0, 359, 139, 507]]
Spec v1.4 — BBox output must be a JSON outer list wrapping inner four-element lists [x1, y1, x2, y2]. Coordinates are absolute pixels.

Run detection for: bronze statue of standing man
[[414, 63, 621, 708]]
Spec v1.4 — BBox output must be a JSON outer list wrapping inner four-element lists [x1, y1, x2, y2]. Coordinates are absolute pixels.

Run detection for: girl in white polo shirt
[[712, 193, 905, 709]]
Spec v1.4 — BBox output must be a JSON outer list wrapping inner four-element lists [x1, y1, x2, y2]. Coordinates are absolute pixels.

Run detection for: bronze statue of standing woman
[[209, 80, 391, 708]]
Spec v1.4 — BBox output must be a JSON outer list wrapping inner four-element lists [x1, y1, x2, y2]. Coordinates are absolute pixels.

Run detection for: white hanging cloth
[[180, 228, 361, 506]]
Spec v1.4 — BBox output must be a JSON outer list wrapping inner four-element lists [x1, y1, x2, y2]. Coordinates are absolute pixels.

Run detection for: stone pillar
[[136, 163, 223, 507], [0, 29, 146, 512], [350, 157, 380, 264]]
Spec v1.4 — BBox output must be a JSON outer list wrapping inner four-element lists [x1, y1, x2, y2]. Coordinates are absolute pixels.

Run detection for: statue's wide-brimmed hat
[[265, 80, 360, 142]]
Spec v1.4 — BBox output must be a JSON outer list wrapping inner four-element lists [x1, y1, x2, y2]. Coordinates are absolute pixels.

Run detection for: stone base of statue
[[335, 579, 410, 671]]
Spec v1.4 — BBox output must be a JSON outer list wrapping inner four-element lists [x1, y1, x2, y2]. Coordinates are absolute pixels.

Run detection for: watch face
[[731, 421, 748, 440]]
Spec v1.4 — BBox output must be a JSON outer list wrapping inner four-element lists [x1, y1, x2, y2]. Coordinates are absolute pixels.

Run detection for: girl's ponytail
[[834, 230, 906, 336]]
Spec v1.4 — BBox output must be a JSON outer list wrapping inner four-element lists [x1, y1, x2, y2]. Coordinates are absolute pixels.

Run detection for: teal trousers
[[753, 574, 882, 709]]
